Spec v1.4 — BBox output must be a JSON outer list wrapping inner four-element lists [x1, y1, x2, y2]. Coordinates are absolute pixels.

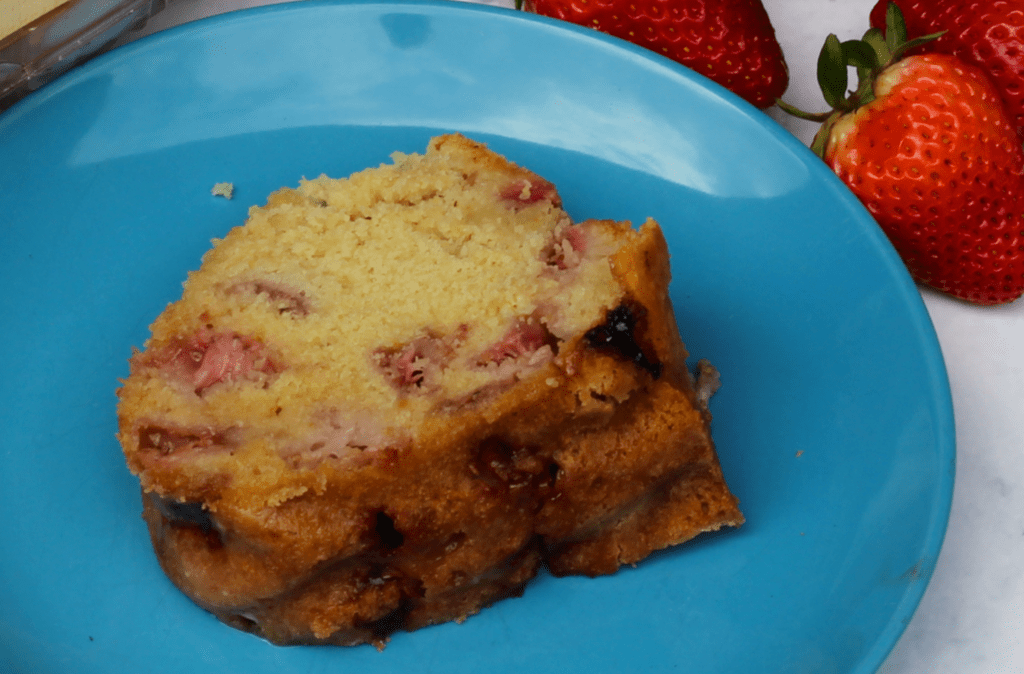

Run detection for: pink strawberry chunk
[[480, 321, 549, 364], [147, 330, 279, 395], [499, 178, 559, 210]]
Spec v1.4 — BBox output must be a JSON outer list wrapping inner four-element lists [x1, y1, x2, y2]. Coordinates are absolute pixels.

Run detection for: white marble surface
[[119, 0, 1024, 671]]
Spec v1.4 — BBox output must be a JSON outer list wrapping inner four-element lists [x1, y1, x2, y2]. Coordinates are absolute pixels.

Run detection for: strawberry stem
[[774, 99, 831, 123]]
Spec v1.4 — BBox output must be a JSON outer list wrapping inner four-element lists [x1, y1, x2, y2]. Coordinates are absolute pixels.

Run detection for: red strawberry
[[779, 2, 1024, 304], [869, 0, 1024, 137], [521, 0, 788, 109]]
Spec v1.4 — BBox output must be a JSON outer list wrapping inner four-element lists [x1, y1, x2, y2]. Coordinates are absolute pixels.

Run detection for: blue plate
[[0, 1, 954, 673]]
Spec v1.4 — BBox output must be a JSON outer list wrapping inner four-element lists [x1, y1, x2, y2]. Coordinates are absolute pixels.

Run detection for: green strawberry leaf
[[875, 2, 945, 64], [842, 40, 879, 71], [861, 27, 891, 66], [891, 30, 947, 60], [818, 34, 849, 110], [884, 2, 909, 53]]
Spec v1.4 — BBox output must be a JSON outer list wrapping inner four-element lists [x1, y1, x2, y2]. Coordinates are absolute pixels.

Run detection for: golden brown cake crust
[[117, 135, 742, 647]]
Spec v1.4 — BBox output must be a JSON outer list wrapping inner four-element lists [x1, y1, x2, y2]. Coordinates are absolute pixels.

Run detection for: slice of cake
[[116, 134, 743, 647]]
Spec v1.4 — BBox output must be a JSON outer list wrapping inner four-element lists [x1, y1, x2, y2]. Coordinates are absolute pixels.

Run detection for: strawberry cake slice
[[116, 134, 743, 647]]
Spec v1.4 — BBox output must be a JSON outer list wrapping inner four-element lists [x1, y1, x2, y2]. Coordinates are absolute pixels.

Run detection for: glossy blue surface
[[0, 2, 954, 673]]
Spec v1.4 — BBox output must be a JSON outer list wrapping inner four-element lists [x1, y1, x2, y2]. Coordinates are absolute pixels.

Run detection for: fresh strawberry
[[869, 0, 1024, 137], [779, 2, 1024, 305], [521, 0, 788, 109]]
